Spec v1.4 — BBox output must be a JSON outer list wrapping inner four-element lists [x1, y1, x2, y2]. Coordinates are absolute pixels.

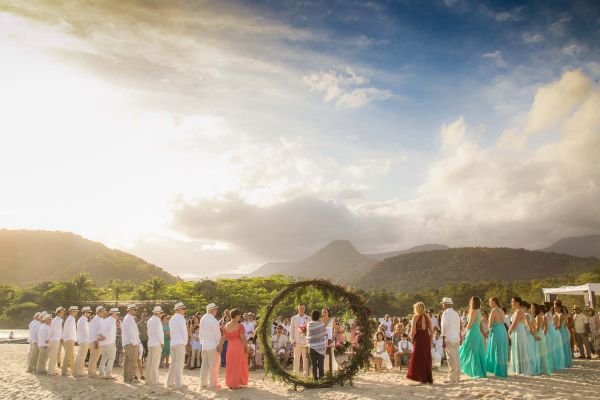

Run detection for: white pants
[[145, 345, 162, 385], [47, 341, 61, 374], [445, 341, 460, 383], [167, 344, 186, 388], [88, 344, 101, 377], [199, 348, 220, 387], [74, 343, 89, 377], [27, 343, 39, 372], [99, 343, 116, 377], [293, 344, 309, 376], [36, 346, 49, 374]]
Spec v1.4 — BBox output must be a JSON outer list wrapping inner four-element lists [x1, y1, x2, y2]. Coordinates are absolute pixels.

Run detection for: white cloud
[[562, 44, 585, 57], [550, 16, 571, 36], [522, 32, 544, 44], [482, 50, 508, 68]]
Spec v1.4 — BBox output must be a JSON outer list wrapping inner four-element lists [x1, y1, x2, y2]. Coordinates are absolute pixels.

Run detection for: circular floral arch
[[258, 279, 374, 389]]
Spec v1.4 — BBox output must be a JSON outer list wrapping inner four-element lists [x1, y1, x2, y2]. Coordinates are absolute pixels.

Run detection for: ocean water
[[0, 329, 28, 339]]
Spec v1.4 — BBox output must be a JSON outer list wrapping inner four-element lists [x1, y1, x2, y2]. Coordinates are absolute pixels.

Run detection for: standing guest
[[137, 312, 149, 363], [47, 306, 65, 375], [88, 306, 105, 378], [306, 309, 328, 381], [480, 310, 490, 343], [283, 318, 291, 336], [75, 306, 92, 378], [485, 297, 508, 378], [533, 304, 551, 374], [572, 305, 592, 359], [271, 325, 289, 367], [26, 312, 42, 373], [502, 308, 511, 329], [220, 311, 231, 368], [145, 306, 164, 385], [97, 307, 119, 379], [587, 308, 600, 354], [200, 302, 222, 389], [441, 297, 461, 384], [431, 329, 443, 368], [523, 301, 540, 376], [161, 314, 171, 368], [380, 314, 393, 339], [508, 297, 530, 375], [36, 313, 52, 374], [115, 319, 123, 367], [122, 304, 141, 384], [61, 306, 79, 376], [459, 296, 486, 378], [546, 302, 564, 370], [289, 304, 309, 377], [242, 313, 256, 340], [219, 308, 248, 389], [190, 326, 201, 369], [407, 302, 433, 384], [167, 302, 188, 389], [429, 310, 440, 333], [557, 303, 573, 367]]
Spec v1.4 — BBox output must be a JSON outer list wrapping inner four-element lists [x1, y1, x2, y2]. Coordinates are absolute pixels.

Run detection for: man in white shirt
[[145, 306, 164, 385], [573, 305, 592, 359], [381, 315, 393, 339], [75, 306, 92, 377], [87, 306, 105, 378], [289, 304, 309, 376], [36, 313, 52, 374], [199, 302, 222, 388], [26, 312, 42, 373], [242, 313, 256, 340], [167, 302, 188, 389], [394, 333, 413, 367], [47, 306, 65, 375], [61, 306, 79, 376], [122, 304, 141, 383], [97, 307, 119, 379], [440, 297, 461, 384], [429, 309, 440, 332], [271, 325, 289, 366]]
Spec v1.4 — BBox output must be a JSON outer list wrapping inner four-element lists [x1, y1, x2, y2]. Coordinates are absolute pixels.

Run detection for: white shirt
[[271, 333, 289, 351], [28, 320, 40, 344], [397, 339, 413, 353], [199, 313, 221, 350], [242, 320, 256, 340], [441, 307, 461, 343], [574, 313, 589, 333], [77, 317, 90, 344], [381, 320, 393, 338], [62, 315, 77, 341], [49, 316, 63, 342], [98, 316, 117, 346], [89, 315, 103, 343], [37, 324, 50, 347], [147, 315, 164, 347], [121, 313, 141, 346], [289, 314, 309, 345], [169, 313, 188, 346], [431, 316, 440, 330]]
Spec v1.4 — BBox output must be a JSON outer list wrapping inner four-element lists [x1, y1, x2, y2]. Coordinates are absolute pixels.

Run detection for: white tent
[[543, 283, 600, 308]]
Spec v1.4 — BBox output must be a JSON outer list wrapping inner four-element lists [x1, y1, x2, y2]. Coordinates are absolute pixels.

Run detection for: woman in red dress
[[221, 308, 249, 389], [406, 302, 433, 384]]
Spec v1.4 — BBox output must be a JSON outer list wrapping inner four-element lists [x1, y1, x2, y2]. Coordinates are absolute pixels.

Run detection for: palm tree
[[108, 279, 133, 305], [72, 272, 94, 302], [147, 276, 166, 304]]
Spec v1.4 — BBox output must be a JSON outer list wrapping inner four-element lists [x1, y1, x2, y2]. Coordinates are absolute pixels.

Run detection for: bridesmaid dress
[[459, 309, 487, 378], [559, 319, 573, 368], [224, 325, 249, 389], [525, 314, 540, 375], [547, 313, 564, 370], [509, 311, 530, 375], [485, 308, 509, 377], [406, 314, 433, 384], [537, 318, 551, 375]]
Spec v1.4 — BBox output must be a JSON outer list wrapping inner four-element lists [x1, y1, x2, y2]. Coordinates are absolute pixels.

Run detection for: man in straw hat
[[122, 304, 141, 383], [440, 297, 461, 384], [200, 302, 222, 388], [88, 306, 106, 378], [47, 306, 65, 375], [36, 312, 53, 374], [75, 306, 92, 377], [26, 312, 42, 373], [167, 302, 188, 389], [61, 306, 79, 376], [145, 305, 164, 385], [97, 307, 119, 379]]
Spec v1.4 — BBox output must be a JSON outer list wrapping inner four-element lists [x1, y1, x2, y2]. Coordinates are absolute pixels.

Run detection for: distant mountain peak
[[312, 240, 360, 256]]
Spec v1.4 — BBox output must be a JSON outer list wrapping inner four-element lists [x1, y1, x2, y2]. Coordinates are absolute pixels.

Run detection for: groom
[[441, 297, 461, 384]]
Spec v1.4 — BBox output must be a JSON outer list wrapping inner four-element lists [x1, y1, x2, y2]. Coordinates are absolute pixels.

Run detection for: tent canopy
[[543, 283, 600, 308]]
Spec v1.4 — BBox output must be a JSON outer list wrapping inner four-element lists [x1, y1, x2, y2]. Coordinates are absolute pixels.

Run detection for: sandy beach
[[2, 344, 599, 400]]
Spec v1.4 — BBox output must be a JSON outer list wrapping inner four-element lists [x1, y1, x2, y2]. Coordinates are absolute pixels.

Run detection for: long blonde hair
[[413, 302, 426, 316]]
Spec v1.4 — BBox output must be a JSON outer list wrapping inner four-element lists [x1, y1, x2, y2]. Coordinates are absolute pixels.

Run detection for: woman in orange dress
[[221, 308, 249, 389]]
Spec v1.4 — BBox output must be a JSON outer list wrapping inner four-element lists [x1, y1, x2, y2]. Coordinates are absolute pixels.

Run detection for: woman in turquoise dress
[[523, 301, 540, 375], [557, 304, 573, 368], [533, 303, 551, 374], [161, 314, 171, 367], [485, 297, 509, 377], [508, 297, 530, 375], [546, 302, 564, 370], [459, 296, 486, 378]]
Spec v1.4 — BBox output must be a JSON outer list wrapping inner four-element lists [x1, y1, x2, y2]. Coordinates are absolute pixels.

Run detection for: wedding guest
[[587, 308, 600, 354], [47, 306, 65, 375], [572, 305, 592, 359], [372, 332, 393, 371], [271, 325, 289, 366], [167, 302, 188, 389], [161, 314, 171, 368], [220, 311, 231, 368], [321, 307, 338, 372], [459, 296, 486, 378], [26, 312, 42, 373], [485, 297, 508, 378], [97, 307, 119, 379], [137, 312, 149, 362], [429, 310, 440, 332], [36, 313, 52, 374], [407, 302, 433, 384], [480, 310, 490, 343], [74, 306, 92, 377], [508, 297, 530, 375], [289, 304, 309, 377], [220, 308, 248, 389], [307, 309, 328, 381], [242, 313, 256, 340], [394, 333, 413, 369], [146, 306, 164, 385], [88, 306, 106, 378], [441, 297, 461, 384], [380, 314, 393, 339], [432, 329, 443, 368], [200, 302, 222, 389], [283, 318, 291, 336], [122, 304, 141, 384], [190, 326, 201, 369]]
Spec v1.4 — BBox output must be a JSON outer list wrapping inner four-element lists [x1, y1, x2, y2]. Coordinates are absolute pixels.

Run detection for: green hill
[[0, 230, 178, 286], [356, 247, 600, 293]]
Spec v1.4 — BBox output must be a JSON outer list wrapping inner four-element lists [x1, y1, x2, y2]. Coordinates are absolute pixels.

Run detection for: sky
[[1, 0, 599, 279]]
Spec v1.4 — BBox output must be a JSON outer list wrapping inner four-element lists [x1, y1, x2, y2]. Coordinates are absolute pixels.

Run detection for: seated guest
[[394, 333, 413, 369], [431, 329, 443, 368], [372, 332, 393, 371], [271, 325, 289, 367]]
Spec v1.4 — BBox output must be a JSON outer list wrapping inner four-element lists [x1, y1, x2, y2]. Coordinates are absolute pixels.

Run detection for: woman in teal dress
[[533, 303, 551, 374], [546, 302, 564, 370], [557, 304, 573, 368], [508, 297, 530, 375], [459, 296, 486, 378], [523, 301, 540, 375], [161, 314, 171, 367], [485, 297, 509, 377]]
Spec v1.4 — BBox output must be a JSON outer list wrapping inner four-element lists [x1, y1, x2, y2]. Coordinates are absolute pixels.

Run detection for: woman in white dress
[[321, 308, 338, 372], [431, 329, 443, 368], [372, 332, 393, 370]]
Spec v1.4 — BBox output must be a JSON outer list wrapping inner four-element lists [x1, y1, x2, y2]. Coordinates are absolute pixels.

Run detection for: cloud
[[522, 32, 544, 44], [562, 44, 585, 57], [482, 50, 508, 68], [550, 16, 571, 36], [303, 67, 392, 109]]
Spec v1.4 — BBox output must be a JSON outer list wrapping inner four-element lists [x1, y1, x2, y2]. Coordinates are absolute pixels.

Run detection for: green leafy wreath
[[257, 279, 374, 389]]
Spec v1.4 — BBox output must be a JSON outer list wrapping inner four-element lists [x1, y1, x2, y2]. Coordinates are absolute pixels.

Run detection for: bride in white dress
[[321, 308, 339, 372]]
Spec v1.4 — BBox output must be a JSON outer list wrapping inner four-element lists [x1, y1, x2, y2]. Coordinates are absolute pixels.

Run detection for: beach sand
[[1, 344, 599, 399]]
